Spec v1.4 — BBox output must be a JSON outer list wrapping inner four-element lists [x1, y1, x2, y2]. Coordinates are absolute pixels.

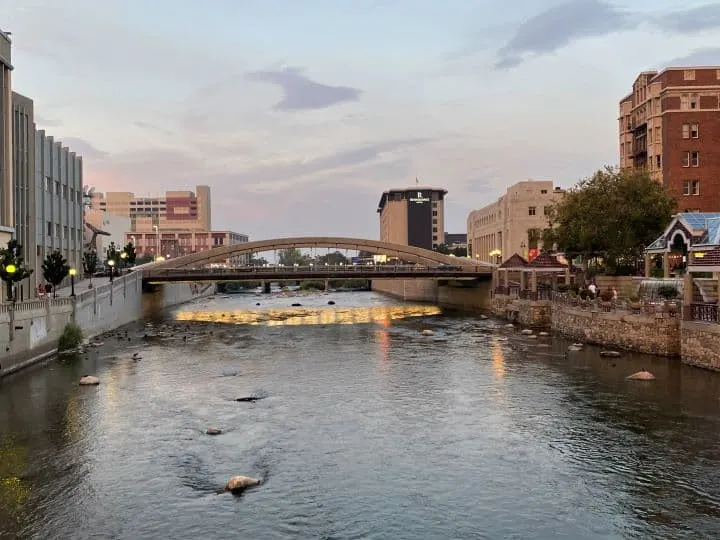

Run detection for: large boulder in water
[[225, 475, 261, 493], [626, 370, 656, 381], [79, 375, 100, 386]]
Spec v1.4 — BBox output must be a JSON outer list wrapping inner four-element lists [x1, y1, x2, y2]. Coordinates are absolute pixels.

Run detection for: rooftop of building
[[377, 185, 448, 212], [646, 212, 720, 252]]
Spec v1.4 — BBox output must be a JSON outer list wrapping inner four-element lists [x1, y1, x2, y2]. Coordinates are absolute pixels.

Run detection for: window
[[540, 189, 547, 194], [683, 180, 700, 196], [432, 227, 438, 233], [691, 95, 698, 109], [656, 154, 661, 168], [432, 219, 437, 225], [681, 94, 689, 109], [55, 181, 60, 194], [691, 151, 700, 166], [47, 221, 52, 236], [528, 206, 536, 216], [44, 176, 51, 191], [682, 124, 690, 139], [691, 123, 699, 138], [432, 211, 437, 216], [543, 205, 552, 216], [63, 225, 68, 239], [62, 185, 67, 199], [682, 151, 690, 167]]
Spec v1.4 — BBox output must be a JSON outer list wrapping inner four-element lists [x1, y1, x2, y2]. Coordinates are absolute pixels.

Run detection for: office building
[[33, 130, 84, 292], [467, 180, 565, 264], [90, 185, 211, 232], [619, 67, 720, 212], [444, 233, 467, 251], [12, 92, 34, 268], [125, 229, 249, 265], [0, 29, 13, 244], [377, 186, 446, 250]]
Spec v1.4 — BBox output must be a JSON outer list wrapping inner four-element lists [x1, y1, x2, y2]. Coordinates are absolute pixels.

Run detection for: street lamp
[[69, 268, 76, 297], [108, 259, 115, 282], [5, 263, 16, 303]]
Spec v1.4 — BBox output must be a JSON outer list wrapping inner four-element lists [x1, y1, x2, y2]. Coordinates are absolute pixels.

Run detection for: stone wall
[[550, 301, 680, 356], [490, 295, 551, 327], [371, 278, 438, 302], [681, 322, 720, 370], [594, 276, 643, 298]]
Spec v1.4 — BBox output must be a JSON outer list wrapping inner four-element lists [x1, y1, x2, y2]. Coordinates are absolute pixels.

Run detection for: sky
[[3, 0, 720, 240]]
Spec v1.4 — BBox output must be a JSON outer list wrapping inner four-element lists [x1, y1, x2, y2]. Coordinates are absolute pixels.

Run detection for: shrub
[[600, 289, 614, 302], [579, 289, 590, 300], [58, 322, 83, 351]]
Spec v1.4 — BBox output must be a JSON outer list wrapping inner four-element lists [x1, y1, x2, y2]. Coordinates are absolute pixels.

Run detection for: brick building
[[619, 67, 720, 212]]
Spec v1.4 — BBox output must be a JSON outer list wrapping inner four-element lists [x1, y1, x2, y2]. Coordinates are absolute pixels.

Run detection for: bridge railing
[[143, 264, 484, 279]]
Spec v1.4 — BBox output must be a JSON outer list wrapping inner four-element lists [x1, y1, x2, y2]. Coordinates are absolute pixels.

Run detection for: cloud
[[663, 47, 720, 67], [494, 0, 633, 69], [245, 67, 362, 111], [654, 3, 720, 33], [55, 137, 108, 159], [34, 115, 63, 128]]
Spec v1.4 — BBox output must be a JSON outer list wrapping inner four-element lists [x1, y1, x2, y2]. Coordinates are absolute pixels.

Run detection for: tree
[[42, 250, 70, 298], [316, 251, 348, 266], [105, 241, 119, 266], [527, 228, 542, 249], [0, 240, 33, 302], [278, 248, 310, 266], [83, 250, 99, 283], [434, 244, 451, 254], [122, 242, 137, 266], [135, 253, 154, 265], [451, 246, 467, 257], [248, 255, 269, 266], [547, 167, 676, 274]]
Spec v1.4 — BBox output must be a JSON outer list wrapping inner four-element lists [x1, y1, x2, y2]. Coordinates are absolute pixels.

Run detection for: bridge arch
[[148, 236, 494, 270]]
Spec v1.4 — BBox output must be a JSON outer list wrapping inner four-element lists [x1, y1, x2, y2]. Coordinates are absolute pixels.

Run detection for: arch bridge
[[141, 236, 494, 283]]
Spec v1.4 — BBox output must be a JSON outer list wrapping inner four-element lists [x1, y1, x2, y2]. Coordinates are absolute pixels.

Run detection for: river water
[[2, 291, 720, 539]]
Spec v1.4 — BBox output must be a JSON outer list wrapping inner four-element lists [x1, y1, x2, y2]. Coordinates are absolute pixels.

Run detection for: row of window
[[42, 176, 83, 204], [46, 222, 83, 241], [528, 206, 552, 216]]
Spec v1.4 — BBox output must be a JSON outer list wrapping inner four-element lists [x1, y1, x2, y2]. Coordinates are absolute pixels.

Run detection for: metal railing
[[690, 302, 719, 323]]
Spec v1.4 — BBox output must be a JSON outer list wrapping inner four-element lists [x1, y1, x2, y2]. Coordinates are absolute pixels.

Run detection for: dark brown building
[[619, 67, 720, 212]]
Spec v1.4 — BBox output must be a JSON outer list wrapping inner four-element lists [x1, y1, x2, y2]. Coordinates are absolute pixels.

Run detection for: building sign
[[409, 191, 430, 204]]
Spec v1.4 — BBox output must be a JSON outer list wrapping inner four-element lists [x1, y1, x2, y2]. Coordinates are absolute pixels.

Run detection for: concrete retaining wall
[[437, 282, 492, 311], [371, 279, 438, 302], [0, 272, 213, 377]]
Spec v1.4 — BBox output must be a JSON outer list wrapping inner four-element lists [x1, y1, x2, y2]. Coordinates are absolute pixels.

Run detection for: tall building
[[619, 67, 720, 212], [467, 180, 565, 264], [90, 185, 211, 232], [12, 92, 34, 266], [0, 29, 13, 245], [33, 130, 84, 294], [377, 186, 446, 250]]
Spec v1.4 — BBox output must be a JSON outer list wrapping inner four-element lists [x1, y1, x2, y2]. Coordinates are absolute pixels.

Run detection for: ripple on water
[[3, 292, 720, 539]]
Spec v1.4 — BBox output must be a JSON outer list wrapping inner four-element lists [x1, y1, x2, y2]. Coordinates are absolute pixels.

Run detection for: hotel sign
[[409, 191, 430, 204]]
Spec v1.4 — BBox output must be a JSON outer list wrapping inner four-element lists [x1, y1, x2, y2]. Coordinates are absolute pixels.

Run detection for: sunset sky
[[3, 0, 720, 240]]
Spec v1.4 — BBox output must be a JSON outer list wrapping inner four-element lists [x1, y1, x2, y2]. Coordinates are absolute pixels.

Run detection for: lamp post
[[120, 251, 128, 274], [69, 268, 76, 297], [5, 263, 16, 303], [108, 259, 115, 282], [520, 241, 527, 259]]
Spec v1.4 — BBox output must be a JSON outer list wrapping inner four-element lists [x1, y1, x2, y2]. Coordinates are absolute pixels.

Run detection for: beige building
[[125, 229, 249, 265], [0, 29, 13, 245], [378, 186, 446, 250], [90, 185, 211, 232], [467, 180, 565, 264]]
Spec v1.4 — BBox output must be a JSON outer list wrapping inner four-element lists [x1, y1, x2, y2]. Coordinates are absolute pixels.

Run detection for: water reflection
[[175, 304, 442, 327]]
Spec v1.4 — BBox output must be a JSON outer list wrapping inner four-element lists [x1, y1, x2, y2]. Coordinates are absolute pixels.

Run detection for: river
[[1, 291, 720, 539]]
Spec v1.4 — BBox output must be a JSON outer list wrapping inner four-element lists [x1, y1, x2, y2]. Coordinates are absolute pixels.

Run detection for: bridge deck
[[142, 265, 490, 283]]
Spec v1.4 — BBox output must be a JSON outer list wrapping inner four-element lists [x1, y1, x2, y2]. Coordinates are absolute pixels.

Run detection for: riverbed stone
[[626, 370, 656, 381], [521, 329, 533, 335], [79, 375, 100, 386], [600, 350, 621, 357], [225, 475, 261, 493], [206, 428, 222, 435]]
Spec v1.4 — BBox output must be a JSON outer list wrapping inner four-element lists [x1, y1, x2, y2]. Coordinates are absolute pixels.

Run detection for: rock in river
[[626, 370, 656, 381], [79, 375, 100, 386], [205, 427, 222, 436], [225, 475, 261, 494]]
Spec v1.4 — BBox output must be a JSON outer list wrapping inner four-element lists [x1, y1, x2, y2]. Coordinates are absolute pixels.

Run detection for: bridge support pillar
[[262, 281, 271, 294], [324, 279, 330, 291]]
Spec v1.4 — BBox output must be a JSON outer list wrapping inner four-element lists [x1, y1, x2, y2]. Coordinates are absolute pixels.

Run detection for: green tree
[[527, 228, 542, 249], [434, 244, 451, 254], [83, 250, 99, 285], [316, 251, 348, 265], [41, 250, 70, 298], [122, 242, 137, 266], [451, 246, 467, 257], [0, 240, 33, 302], [548, 167, 676, 274], [248, 255, 269, 266], [278, 248, 310, 266], [135, 253, 154, 265]]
